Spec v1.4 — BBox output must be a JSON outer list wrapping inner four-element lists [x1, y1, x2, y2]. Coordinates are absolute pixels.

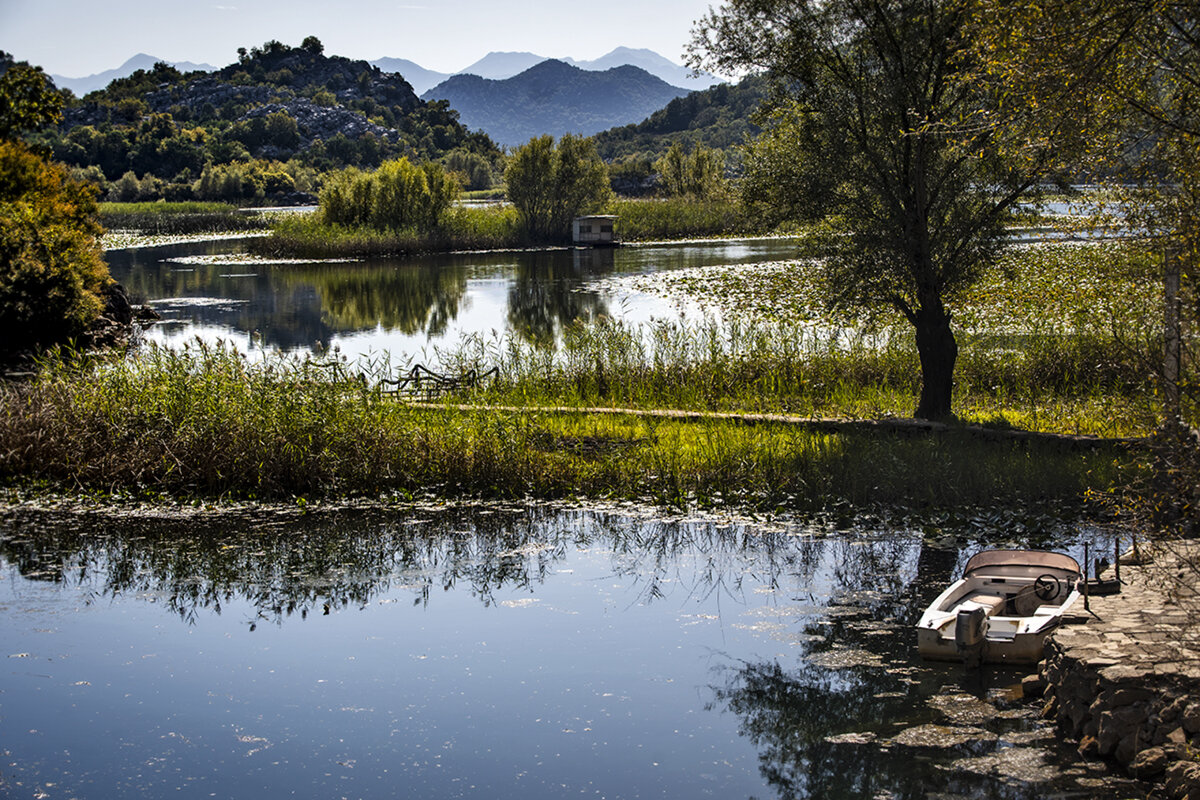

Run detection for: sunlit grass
[[0, 341, 1126, 510]]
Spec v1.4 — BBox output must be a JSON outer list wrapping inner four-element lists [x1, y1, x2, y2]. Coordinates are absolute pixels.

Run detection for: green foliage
[[442, 148, 495, 190], [35, 39, 502, 201], [594, 75, 767, 162], [608, 197, 760, 240], [692, 0, 1057, 419], [0, 140, 109, 354], [318, 157, 459, 232], [504, 134, 612, 243], [653, 142, 727, 199], [0, 54, 65, 141], [256, 203, 520, 258]]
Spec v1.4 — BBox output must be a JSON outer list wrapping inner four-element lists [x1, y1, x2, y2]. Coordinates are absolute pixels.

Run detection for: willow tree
[[691, 0, 1059, 419]]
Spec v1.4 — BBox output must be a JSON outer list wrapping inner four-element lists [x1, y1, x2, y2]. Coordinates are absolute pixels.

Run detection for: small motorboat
[[917, 549, 1083, 664]]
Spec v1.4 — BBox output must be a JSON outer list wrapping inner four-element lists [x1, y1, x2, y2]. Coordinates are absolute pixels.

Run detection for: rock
[[1130, 746, 1169, 778], [1021, 673, 1046, 698], [1077, 734, 1099, 756], [1164, 760, 1200, 800], [1184, 703, 1200, 734], [102, 281, 134, 325]]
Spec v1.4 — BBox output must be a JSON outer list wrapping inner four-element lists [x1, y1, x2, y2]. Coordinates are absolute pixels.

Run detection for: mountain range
[[51, 47, 719, 98], [421, 59, 692, 147], [51, 53, 217, 96]]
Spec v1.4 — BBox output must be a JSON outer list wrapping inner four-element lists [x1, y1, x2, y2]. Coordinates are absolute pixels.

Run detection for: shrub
[[0, 140, 110, 355], [319, 157, 458, 232]]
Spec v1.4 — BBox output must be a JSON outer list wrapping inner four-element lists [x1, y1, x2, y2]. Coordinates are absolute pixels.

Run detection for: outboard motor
[[955, 607, 988, 667]]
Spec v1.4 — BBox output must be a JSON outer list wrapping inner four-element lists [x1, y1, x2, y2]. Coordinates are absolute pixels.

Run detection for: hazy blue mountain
[[566, 47, 721, 89], [369, 57, 450, 94], [456, 51, 547, 80], [51, 53, 215, 96], [422, 59, 690, 147]]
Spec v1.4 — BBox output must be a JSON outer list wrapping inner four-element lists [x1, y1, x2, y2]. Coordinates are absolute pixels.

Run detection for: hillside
[[594, 74, 768, 162], [37, 38, 500, 202], [422, 60, 690, 147]]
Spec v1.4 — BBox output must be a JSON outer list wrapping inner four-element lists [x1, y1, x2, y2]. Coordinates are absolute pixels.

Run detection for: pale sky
[[2, 0, 720, 78]]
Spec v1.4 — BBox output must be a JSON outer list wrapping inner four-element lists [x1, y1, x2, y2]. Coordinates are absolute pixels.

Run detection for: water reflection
[[0, 508, 1135, 799], [103, 238, 800, 359]]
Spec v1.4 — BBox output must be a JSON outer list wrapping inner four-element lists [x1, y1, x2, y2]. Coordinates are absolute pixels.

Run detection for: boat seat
[[959, 593, 1006, 616]]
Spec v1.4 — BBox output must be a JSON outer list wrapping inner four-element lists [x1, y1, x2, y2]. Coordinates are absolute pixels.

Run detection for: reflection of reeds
[[0, 339, 1122, 509]]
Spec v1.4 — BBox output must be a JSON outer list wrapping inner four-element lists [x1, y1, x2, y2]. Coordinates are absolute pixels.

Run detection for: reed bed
[[100, 202, 266, 235], [435, 316, 1157, 438], [608, 198, 767, 241], [0, 339, 1131, 509], [252, 205, 524, 258]]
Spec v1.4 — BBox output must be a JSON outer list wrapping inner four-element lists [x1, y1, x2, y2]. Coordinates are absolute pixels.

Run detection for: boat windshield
[[963, 550, 1080, 577]]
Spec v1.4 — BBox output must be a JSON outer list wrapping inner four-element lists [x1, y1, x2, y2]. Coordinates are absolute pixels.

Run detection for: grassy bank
[[0, 341, 1132, 510], [100, 201, 267, 235], [251, 204, 524, 258], [251, 197, 772, 258]]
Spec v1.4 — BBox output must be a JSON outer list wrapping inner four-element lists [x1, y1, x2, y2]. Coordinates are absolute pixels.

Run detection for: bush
[[505, 134, 611, 243], [319, 157, 459, 232], [0, 140, 110, 355]]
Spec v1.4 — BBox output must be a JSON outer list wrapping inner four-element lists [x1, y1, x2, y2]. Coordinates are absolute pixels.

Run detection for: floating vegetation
[[102, 230, 269, 251]]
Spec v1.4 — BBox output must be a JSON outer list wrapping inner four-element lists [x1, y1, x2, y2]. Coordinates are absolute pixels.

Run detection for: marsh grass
[[100, 202, 266, 235], [0, 341, 1123, 510], [255, 198, 775, 258], [608, 198, 768, 241], [253, 205, 524, 258], [436, 316, 1157, 438]]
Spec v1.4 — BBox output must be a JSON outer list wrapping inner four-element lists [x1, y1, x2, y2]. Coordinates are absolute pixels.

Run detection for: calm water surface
[[0, 507, 1137, 799], [104, 239, 798, 362]]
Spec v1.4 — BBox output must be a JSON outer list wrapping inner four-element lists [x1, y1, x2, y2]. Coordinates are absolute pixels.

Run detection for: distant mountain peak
[[422, 60, 690, 147]]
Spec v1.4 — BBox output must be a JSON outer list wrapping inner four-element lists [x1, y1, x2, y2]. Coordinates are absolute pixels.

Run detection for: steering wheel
[[1033, 574, 1061, 602]]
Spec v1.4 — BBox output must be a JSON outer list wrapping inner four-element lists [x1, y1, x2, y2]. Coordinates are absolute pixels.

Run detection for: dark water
[[0, 507, 1138, 799], [104, 239, 798, 361]]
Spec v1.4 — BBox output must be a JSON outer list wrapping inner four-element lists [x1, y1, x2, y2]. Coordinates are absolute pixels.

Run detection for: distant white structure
[[572, 215, 617, 246]]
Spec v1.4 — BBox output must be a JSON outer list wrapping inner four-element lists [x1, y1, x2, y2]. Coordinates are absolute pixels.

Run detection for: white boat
[[917, 549, 1083, 664]]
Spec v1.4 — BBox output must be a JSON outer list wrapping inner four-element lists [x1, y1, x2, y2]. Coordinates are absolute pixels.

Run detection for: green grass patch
[[0, 342, 1125, 511]]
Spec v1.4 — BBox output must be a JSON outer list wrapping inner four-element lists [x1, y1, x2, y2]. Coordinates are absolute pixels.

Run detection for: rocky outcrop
[[1041, 543, 1200, 799]]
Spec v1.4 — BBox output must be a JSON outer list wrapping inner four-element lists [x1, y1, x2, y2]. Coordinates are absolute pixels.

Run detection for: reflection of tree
[[286, 260, 468, 337], [0, 508, 812, 628], [708, 536, 1066, 800], [507, 250, 612, 344]]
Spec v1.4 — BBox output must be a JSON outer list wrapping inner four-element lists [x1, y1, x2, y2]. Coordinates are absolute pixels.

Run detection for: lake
[[103, 238, 801, 363], [0, 506, 1140, 799]]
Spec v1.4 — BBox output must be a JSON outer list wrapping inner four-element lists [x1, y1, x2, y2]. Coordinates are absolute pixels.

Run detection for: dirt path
[[407, 402, 1137, 449]]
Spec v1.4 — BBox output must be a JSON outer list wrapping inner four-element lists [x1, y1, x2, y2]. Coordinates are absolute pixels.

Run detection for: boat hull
[[917, 622, 1057, 664]]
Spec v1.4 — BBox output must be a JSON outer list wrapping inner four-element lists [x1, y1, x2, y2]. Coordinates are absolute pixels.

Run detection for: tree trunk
[[914, 304, 957, 420]]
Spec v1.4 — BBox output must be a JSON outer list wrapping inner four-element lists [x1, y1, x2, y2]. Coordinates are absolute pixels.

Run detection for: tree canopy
[[691, 0, 1057, 419], [504, 134, 612, 243]]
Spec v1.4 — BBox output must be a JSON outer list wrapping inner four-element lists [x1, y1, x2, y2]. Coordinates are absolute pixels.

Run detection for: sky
[[2, 0, 721, 78]]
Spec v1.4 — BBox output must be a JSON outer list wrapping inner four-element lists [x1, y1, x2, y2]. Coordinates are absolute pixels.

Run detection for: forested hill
[[34, 38, 500, 202], [421, 60, 690, 147], [593, 75, 768, 162]]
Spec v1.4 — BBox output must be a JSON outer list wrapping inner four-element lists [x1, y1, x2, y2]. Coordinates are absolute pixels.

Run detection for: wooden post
[[1164, 245, 1182, 423], [1083, 541, 1091, 612], [1114, 536, 1121, 584]]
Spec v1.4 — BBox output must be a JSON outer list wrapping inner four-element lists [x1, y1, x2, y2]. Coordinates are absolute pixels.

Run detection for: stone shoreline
[[1042, 540, 1200, 799]]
